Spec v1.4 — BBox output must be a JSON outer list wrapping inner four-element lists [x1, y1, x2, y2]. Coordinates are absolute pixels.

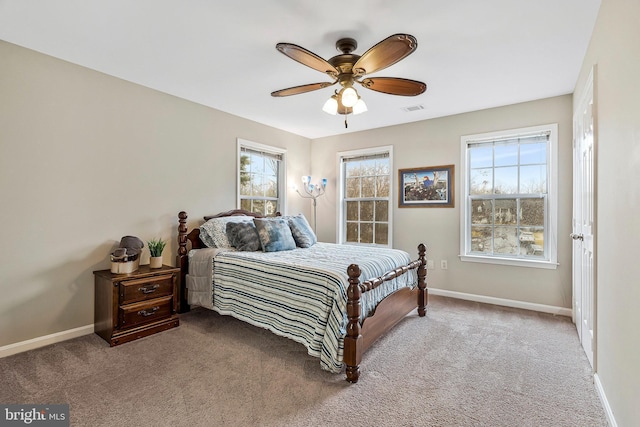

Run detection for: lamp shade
[[352, 98, 368, 115], [341, 87, 358, 107], [322, 96, 338, 115]]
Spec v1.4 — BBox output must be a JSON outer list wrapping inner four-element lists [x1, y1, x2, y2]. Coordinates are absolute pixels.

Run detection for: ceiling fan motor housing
[[328, 54, 360, 86]]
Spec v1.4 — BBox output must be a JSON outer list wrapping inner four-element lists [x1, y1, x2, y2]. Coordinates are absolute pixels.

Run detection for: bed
[[176, 209, 427, 383]]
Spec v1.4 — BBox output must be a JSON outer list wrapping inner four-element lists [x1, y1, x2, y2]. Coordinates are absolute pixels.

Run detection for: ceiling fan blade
[[359, 77, 427, 96], [352, 34, 418, 76], [276, 43, 339, 77], [271, 81, 336, 97]]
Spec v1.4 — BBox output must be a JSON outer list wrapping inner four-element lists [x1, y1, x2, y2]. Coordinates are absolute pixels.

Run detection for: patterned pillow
[[253, 218, 297, 252], [287, 214, 317, 248], [226, 222, 261, 251], [199, 216, 252, 248]]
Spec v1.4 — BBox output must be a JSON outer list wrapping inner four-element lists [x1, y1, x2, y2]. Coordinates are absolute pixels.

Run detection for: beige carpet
[[1, 296, 607, 426]]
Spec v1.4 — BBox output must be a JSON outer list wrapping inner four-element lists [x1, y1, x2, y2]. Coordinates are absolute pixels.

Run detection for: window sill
[[341, 242, 392, 249], [460, 254, 558, 270]]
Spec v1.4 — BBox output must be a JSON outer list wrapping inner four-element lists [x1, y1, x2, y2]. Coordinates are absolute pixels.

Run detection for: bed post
[[344, 264, 363, 383], [176, 211, 190, 313], [417, 243, 428, 317]]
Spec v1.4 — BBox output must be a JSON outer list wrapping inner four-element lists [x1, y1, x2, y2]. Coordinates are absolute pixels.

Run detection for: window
[[460, 124, 558, 269], [237, 139, 286, 216], [338, 146, 392, 246]]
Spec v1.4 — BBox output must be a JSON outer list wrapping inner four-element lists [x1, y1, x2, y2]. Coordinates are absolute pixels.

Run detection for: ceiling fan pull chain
[[344, 115, 348, 128]]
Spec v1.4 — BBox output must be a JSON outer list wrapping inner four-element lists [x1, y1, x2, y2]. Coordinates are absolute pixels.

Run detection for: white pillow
[[199, 216, 252, 248]]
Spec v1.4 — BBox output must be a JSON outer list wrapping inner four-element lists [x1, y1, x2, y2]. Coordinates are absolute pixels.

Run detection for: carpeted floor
[[0, 295, 607, 426]]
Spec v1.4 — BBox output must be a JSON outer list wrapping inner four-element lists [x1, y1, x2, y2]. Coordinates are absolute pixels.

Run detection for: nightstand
[[94, 264, 180, 346]]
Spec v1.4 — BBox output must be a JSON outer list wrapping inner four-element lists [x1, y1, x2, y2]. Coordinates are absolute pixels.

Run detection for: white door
[[572, 67, 596, 368]]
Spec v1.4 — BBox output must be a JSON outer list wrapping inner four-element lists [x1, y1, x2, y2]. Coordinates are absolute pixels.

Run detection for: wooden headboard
[[175, 209, 268, 312], [203, 209, 267, 221]]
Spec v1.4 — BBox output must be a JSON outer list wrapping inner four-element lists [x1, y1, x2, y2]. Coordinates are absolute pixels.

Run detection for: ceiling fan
[[271, 34, 427, 127]]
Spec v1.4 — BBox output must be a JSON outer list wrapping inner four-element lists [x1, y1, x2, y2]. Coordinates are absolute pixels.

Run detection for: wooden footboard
[[344, 244, 427, 383]]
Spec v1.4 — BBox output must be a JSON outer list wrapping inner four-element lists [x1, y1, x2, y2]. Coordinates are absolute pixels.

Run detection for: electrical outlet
[[426, 259, 435, 269], [440, 260, 448, 270]]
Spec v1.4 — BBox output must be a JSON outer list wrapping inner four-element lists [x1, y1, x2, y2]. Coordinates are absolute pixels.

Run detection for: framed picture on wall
[[398, 165, 455, 208]]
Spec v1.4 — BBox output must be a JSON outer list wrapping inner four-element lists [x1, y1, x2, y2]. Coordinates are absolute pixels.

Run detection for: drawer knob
[[137, 306, 160, 317], [138, 284, 160, 294]]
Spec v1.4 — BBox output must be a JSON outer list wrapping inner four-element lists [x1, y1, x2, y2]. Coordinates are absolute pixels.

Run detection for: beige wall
[[573, 0, 640, 424], [0, 40, 311, 346], [312, 95, 573, 309]]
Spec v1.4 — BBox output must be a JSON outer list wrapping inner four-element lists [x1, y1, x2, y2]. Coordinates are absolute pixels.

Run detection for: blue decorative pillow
[[253, 218, 297, 252], [226, 222, 261, 251], [288, 214, 317, 248]]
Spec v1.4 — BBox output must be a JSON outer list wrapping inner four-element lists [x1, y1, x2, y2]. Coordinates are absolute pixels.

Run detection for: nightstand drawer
[[119, 274, 174, 304], [119, 296, 173, 329]]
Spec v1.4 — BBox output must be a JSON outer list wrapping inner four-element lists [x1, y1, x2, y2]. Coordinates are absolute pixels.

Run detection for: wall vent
[[402, 104, 425, 112]]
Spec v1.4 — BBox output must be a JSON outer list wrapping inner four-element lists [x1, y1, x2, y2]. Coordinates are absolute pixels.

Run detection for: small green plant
[[147, 238, 166, 257]]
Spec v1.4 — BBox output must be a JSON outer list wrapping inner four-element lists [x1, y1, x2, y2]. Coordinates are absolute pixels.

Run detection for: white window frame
[[460, 124, 558, 269], [337, 145, 393, 247], [237, 138, 287, 215]]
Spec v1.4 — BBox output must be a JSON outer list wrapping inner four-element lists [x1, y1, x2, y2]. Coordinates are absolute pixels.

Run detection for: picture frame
[[398, 165, 455, 208]]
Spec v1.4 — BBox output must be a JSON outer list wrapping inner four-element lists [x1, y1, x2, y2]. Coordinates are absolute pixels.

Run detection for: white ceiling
[[0, 0, 601, 139]]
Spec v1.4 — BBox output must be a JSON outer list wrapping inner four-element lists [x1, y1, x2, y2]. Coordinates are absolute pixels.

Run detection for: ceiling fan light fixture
[[352, 98, 368, 115], [271, 34, 426, 124], [340, 87, 359, 108], [322, 95, 338, 115]]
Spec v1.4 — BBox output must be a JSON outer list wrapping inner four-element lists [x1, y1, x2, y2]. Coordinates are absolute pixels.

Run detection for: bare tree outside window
[[239, 143, 283, 216], [341, 151, 391, 246], [467, 133, 550, 259]]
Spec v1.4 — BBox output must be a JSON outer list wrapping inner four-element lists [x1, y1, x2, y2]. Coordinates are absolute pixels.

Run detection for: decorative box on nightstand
[[93, 264, 180, 346]]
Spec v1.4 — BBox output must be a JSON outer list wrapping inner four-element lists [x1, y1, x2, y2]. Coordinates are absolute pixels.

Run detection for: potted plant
[[147, 238, 166, 268]]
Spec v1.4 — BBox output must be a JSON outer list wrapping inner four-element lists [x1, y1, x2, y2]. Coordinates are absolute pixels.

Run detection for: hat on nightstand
[[111, 236, 144, 261]]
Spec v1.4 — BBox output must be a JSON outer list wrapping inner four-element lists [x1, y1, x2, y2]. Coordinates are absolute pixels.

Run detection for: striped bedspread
[[190, 242, 417, 373]]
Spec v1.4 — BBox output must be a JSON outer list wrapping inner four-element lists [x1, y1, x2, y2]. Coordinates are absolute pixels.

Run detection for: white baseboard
[[594, 373, 617, 427], [428, 288, 573, 317], [0, 324, 95, 359]]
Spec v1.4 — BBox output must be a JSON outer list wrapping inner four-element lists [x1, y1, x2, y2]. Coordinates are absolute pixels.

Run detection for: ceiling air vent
[[402, 104, 425, 112]]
